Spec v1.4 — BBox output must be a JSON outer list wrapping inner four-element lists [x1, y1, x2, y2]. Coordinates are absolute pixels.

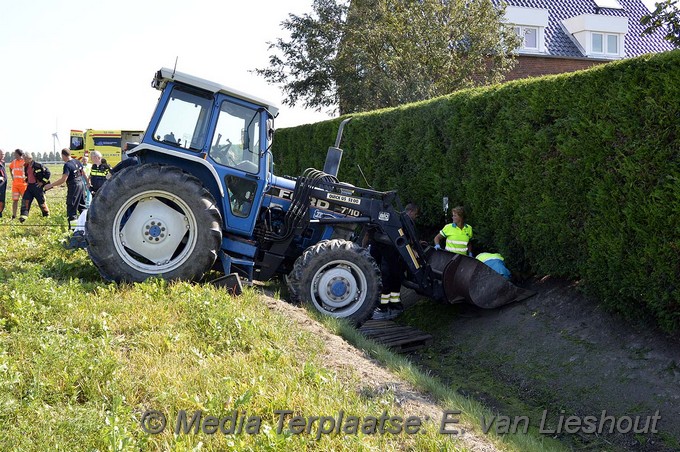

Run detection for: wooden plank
[[366, 325, 418, 333], [363, 319, 393, 325], [360, 320, 395, 329], [359, 319, 433, 353], [379, 334, 433, 346], [360, 326, 415, 336], [367, 330, 426, 341]]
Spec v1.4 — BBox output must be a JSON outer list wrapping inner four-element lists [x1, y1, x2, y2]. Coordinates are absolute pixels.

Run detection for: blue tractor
[[86, 68, 532, 325]]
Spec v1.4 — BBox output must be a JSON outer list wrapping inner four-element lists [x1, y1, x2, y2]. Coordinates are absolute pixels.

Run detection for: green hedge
[[272, 50, 680, 332]]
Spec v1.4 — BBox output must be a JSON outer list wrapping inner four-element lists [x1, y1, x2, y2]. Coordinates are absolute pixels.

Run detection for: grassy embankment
[[0, 185, 563, 451]]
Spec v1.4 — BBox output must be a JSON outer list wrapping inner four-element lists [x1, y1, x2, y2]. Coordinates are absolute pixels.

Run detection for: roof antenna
[[172, 56, 178, 78]]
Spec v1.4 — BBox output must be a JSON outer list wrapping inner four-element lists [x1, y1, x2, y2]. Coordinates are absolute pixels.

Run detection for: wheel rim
[[112, 190, 198, 274], [310, 260, 367, 317]]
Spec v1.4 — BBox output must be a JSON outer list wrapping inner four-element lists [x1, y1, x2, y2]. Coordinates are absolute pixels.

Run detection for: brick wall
[[504, 55, 608, 81]]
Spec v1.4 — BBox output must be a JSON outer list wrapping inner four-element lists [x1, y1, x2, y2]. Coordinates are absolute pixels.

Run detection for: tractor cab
[[135, 68, 278, 237]]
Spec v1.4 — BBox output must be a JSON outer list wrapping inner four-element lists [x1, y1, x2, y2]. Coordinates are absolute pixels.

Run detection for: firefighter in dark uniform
[[88, 151, 111, 195], [44, 148, 86, 227], [364, 203, 420, 320], [19, 151, 50, 222]]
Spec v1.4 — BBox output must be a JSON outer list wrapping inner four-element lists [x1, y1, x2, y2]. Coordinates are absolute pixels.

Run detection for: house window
[[592, 32, 619, 55], [593, 33, 603, 53], [514, 26, 539, 50], [607, 34, 618, 53]]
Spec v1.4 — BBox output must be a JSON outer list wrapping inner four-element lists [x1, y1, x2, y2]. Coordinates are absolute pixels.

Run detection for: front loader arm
[[305, 186, 442, 299], [304, 185, 537, 309], [355, 199, 442, 299]]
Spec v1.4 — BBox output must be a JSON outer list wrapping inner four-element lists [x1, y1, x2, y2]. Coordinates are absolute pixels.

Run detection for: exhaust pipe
[[323, 118, 352, 177]]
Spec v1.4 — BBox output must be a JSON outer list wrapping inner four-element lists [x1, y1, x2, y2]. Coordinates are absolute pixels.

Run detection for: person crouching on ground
[[19, 152, 50, 222], [44, 148, 86, 229], [476, 251, 511, 280], [468, 242, 512, 280]]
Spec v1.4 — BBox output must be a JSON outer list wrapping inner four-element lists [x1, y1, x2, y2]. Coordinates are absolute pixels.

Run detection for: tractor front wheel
[[287, 239, 381, 326], [86, 163, 222, 282]]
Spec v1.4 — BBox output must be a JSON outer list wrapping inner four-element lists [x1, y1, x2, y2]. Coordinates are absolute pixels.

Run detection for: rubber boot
[[372, 294, 392, 320], [389, 292, 404, 318]]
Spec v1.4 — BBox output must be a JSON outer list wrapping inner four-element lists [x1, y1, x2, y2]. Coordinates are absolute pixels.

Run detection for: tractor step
[[210, 273, 244, 296], [359, 320, 433, 353]]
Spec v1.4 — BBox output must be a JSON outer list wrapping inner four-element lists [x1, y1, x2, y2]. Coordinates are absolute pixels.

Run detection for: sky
[[0, 0, 334, 155], [0, 0, 659, 156]]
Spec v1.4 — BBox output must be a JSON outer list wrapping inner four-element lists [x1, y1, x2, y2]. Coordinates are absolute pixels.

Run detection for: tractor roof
[[153, 67, 279, 116]]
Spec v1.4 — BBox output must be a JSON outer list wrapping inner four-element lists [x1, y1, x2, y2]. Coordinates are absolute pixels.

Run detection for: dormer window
[[514, 26, 539, 50], [562, 14, 628, 58], [505, 6, 549, 53]]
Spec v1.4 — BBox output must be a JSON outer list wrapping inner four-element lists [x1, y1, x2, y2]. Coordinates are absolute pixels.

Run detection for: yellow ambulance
[[70, 129, 144, 166]]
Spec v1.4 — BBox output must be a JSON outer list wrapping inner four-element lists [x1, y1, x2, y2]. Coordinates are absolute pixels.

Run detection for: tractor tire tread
[[287, 239, 381, 326], [86, 163, 222, 282]]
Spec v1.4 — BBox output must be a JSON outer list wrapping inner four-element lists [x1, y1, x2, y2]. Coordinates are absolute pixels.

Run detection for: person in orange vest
[[8, 149, 27, 220], [0, 151, 7, 217]]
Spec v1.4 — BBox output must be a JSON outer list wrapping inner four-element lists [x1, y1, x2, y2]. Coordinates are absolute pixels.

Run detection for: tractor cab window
[[209, 100, 260, 174], [154, 86, 212, 151], [225, 175, 257, 218]]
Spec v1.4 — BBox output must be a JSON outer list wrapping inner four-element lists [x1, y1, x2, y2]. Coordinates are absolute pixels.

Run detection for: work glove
[[434, 244, 441, 250]]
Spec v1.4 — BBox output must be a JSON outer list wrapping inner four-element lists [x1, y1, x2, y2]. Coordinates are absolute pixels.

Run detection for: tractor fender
[[129, 144, 224, 197]]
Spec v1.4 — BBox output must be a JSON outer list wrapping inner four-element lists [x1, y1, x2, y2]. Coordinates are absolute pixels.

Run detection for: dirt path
[[400, 277, 680, 451], [259, 290, 502, 451]]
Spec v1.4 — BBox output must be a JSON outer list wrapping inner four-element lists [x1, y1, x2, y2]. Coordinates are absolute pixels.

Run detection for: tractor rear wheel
[[86, 163, 222, 282], [287, 239, 380, 326]]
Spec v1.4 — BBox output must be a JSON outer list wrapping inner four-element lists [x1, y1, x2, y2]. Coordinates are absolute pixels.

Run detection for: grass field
[[0, 183, 562, 451]]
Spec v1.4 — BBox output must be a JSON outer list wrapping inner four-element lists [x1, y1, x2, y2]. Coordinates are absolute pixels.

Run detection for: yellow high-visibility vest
[[439, 223, 472, 255], [476, 252, 504, 263]]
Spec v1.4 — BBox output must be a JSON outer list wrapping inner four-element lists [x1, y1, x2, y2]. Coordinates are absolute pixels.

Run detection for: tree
[[641, 0, 680, 47], [256, 0, 519, 114], [256, 0, 346, 112]]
